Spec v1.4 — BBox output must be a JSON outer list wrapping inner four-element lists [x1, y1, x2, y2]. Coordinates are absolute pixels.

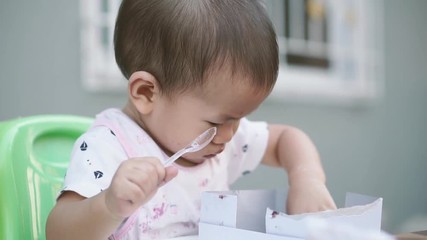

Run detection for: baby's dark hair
[[114, 0, 278, 97]]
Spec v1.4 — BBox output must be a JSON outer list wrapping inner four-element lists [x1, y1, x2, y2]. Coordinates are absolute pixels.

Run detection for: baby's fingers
[[159, 166, 179, 187], [127, 165, 160, 200]]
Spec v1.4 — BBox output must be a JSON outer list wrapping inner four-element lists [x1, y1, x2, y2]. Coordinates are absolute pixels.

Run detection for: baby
[[46, 0, 336, 239]]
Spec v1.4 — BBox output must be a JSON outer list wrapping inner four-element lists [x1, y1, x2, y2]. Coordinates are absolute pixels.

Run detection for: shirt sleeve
[[226, 117, 269, 184], [61, 126, 128, 198]]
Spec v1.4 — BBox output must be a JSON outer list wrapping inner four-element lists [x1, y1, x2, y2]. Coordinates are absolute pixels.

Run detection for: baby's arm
[[46, 157, 178, 240], [261, 124, 337, 214]]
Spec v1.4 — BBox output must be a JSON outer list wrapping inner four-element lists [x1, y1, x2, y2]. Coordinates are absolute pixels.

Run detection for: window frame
[[266, 0, 384, 105], [80, 0, 384, 106]]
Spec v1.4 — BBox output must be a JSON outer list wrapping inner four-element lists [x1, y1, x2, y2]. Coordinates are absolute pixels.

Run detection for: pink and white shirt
[[62, 108, 269, 239]]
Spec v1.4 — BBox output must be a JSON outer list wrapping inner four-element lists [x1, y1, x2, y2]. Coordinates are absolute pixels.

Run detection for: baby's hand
[[104, 157, 178, 220], [286, 178, 337, 215]]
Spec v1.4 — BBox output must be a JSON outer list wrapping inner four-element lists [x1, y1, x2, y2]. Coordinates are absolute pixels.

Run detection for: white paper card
[[265, 197, 383, 238], [199, 189, 384, 240], [200, 189, 285, 232]]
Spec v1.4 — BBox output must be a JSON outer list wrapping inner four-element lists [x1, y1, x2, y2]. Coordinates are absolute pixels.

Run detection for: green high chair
[[0, 115, 92, 240]]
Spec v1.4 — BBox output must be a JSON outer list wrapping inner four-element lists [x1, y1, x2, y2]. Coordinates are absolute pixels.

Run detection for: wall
[[1, 0, 426, 234]]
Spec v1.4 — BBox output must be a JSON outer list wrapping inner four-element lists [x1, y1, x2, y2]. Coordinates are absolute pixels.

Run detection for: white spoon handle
[[163, 147, 190, 166]]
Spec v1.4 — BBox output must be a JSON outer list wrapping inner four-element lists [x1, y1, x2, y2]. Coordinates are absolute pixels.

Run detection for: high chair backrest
[[0, 115, 92, 240]]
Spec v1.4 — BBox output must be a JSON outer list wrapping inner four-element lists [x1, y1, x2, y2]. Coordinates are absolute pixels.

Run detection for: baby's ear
[[128, 71, 159, 114]]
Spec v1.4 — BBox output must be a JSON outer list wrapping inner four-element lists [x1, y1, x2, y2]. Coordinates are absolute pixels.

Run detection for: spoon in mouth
[[163, 127, 217, 166]]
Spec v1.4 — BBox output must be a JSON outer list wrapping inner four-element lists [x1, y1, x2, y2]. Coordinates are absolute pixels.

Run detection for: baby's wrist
[[288, 166, 326, 187], [99, 191, 127, 223]]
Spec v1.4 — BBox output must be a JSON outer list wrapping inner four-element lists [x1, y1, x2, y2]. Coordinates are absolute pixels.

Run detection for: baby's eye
[[207, 121, 222, 126]]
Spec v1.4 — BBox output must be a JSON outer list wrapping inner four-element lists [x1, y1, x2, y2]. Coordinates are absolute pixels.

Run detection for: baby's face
[[147, 72, 270, 166]]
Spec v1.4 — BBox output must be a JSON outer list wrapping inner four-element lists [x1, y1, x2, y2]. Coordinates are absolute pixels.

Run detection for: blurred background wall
[[1, 0, 426, 234]]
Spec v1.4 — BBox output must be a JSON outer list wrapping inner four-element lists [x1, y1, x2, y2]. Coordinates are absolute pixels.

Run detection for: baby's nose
[[212, 123, 235, 144]]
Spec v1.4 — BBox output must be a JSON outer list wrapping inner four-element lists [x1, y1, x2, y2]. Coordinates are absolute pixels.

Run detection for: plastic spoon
[[163, 127, 217, 166]]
